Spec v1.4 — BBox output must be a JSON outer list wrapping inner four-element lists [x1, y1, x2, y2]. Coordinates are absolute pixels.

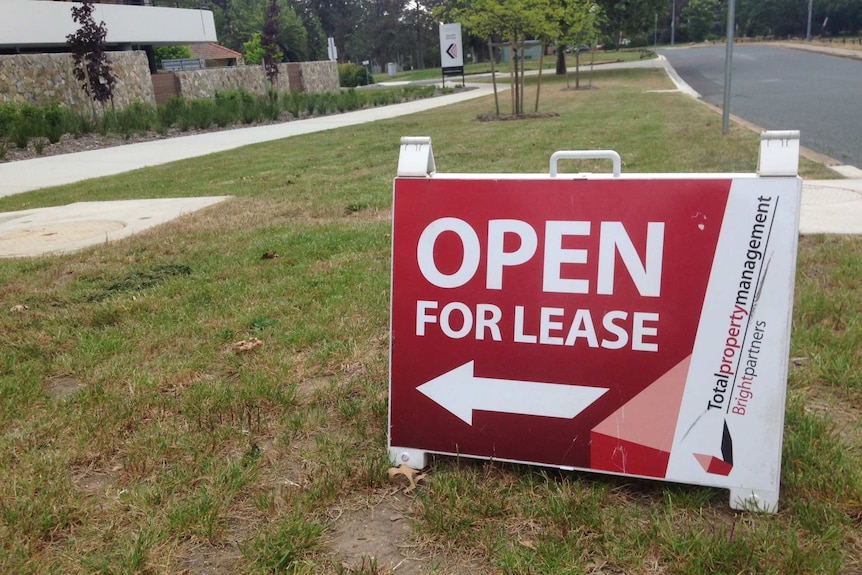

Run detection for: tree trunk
[[519, 40, 526, 115], [575, 50, 580, 90], [534, 40, 546, 113], [555, 44, 566, 75], [489, 39, 500, 116], [508, 39, 516, 116]]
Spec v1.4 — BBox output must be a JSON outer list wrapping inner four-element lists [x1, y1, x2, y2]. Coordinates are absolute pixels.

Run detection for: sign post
[[327, 37, 337, 62], [439, 23, 464, 87], [389, 133, 802, 512]]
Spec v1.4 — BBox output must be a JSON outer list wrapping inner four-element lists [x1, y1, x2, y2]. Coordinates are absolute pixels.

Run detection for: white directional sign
[[439, 23, 464, 71]]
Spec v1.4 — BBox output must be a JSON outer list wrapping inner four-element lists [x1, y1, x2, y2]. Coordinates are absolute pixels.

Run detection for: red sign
[[389, 174, 800, 511]]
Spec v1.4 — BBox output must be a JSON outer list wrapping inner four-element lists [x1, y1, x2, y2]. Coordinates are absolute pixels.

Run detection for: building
[[188, 43, 243, 68], [0, 0, 217, 68]]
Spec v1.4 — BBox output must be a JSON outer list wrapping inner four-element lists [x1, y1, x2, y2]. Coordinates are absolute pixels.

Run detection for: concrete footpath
[[1, 68, 861, 258], [0, 86, 496, 199]]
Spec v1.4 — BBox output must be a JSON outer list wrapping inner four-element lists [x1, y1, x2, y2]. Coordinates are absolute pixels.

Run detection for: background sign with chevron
[[438, 22, 463, 76]]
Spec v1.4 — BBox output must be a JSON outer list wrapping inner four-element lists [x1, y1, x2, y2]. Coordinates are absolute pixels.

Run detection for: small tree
[[262, 0, 282, 88], [558, 0, 604, 90], [243, 33, 265, 65], [453, 0, 554, 116], [66, 0, 116, 109]]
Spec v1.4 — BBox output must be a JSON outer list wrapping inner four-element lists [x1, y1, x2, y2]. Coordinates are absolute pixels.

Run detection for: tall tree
[[404, 1, 436, 69], [294, 5, 328, 60], [733, 0, 855, 37], [262, 0, 282, 86], [294, 0, 363, 61], [681, 0, 719, 41], [66, 0, 116, 109], [596, 0, 664, 45], [346, 0, 409, 68]]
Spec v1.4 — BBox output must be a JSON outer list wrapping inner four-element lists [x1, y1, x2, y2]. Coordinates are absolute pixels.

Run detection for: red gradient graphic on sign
[[390, 178, 731, 470], [590, 356, 691, 478]]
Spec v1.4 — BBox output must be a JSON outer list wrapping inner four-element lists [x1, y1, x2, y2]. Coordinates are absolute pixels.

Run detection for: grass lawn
[[0, 68, 859, 574]]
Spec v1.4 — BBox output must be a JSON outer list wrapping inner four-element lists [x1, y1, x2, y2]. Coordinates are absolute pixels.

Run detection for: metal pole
[[654, 13, 658, 50], [722, 0, 736, 135], [806, 0, 814, 41]]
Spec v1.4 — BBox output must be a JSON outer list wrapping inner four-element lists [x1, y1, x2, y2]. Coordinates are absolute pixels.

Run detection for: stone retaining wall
[[176, 61, 339, 99], [298, 61, 340, 93], [0, 54, 338, 112], [0, 51, 155, 111]]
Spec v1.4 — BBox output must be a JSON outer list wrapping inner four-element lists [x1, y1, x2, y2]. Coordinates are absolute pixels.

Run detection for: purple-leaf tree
[[66, 0, 116, 107], [262, 0, 282, 88]]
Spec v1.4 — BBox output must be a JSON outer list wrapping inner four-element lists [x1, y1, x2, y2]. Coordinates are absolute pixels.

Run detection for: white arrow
[[416, 361, 609, 426]]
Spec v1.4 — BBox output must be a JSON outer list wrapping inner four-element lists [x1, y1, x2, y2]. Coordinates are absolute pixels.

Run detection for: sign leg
[[730, 488, 779, 513], [388, 447, 428, 469]]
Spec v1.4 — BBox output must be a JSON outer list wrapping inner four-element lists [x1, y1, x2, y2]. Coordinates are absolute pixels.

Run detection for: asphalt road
[[659, 45, 862, 169]]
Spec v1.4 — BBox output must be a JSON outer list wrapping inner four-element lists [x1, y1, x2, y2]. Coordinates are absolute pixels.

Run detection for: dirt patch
[[175, 536, 246, 575], [71, 470, 114, 496], [45, 374, 85, 402], [327, 491, 429, 572], [803, 386, 862, 446], [327, 489, 488, 574]]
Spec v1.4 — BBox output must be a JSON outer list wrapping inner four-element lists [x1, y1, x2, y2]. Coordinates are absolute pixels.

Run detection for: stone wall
[[0, 51, 155, 112], [298, 61, 340, 93], [176, 65, 270, 100], [0, 55, 337, 112], [176, 61, 339, 100]]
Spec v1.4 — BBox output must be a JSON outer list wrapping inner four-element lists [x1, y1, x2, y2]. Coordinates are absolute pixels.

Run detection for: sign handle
[[397, 137, 436, 177], [549, 150, 622, 178], [757, 130, 800, 177]]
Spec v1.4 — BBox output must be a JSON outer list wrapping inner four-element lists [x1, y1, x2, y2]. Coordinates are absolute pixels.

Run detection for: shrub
[[18, 103, 45, 136], [338, 63, 374, 88], [240, 91, 260, 124], [0, 103, 17, 139], [401, 85, 435, 100], [305, 92, 319, 115], [262, 93, 281, 121], [188, 99, 215, 129], [335, 89, 364, 112], [69, 112, 94, 137], [43, 104, 67, 143], [11, 124, 29, 149], [309, 93, 334, 116], [158, 97, 186, 129], [369, 90, 395, 107], [283, 91, 306, 118], [113, 102, 158, 135], [214, 90, 242, 127]]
